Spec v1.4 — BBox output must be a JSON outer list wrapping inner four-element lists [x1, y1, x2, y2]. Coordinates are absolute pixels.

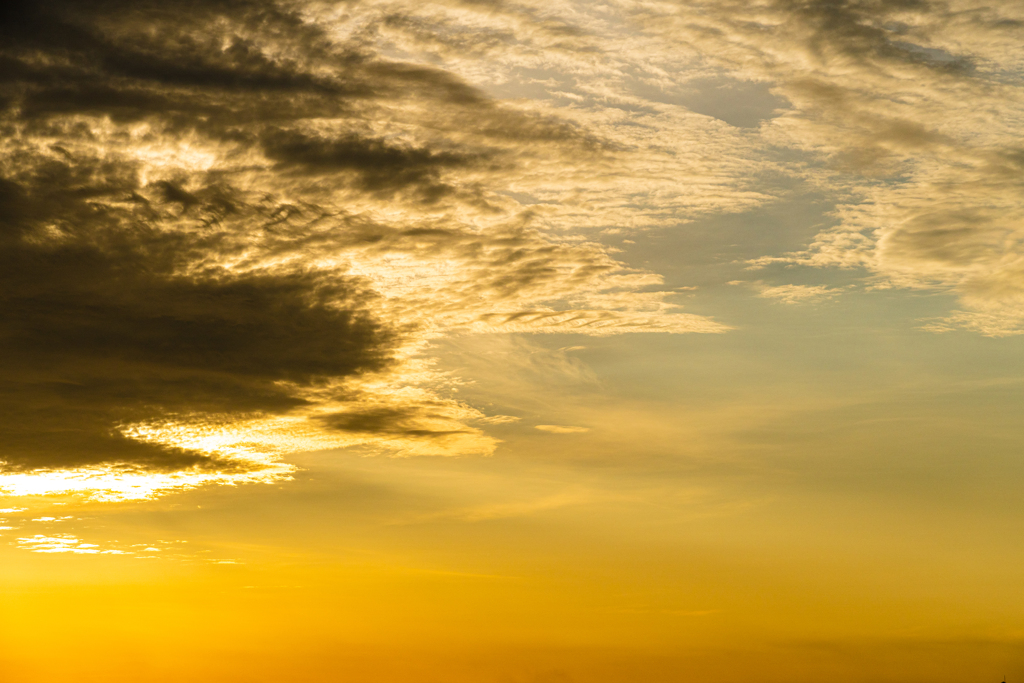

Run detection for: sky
[[1, 0, 1023, 681]]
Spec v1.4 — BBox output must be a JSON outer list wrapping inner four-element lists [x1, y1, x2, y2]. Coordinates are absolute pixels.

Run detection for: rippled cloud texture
[[1, 0, 1021, 498]]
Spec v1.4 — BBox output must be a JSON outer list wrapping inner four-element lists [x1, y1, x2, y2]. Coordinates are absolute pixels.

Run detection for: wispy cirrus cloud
[[730, 280, 845, 304], [535, 424, 589, 434]]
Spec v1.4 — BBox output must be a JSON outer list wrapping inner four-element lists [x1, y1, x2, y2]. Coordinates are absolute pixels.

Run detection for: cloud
[[732, 281, 845, 304], [641, 0, 1024, 331], [395, 0, 1021, 333], [9, 0, 1017, 498], [394, 489, 597, 524], [0, 0, 737, 498], [16, 534, 128, 554], [259, 128, 494, 203], [0, 158, 395, 473], [535, 425, 589, 434]]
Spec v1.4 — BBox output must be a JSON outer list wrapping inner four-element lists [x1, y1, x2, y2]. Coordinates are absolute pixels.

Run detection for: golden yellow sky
[[1, 0, 1023, 681]]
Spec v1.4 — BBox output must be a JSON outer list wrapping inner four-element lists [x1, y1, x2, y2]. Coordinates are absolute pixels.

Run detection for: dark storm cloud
[[0, 150, 395, 470], [1, 1, 325, 89], [0, 0, 508, 471], [1, 2, 372, 138], [0, 0, 591, 147], [260, 128, 493, 202]]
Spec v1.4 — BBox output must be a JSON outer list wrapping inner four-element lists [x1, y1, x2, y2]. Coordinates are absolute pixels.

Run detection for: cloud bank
[[0, 0, 731, 499], [3, 0, 1020, 499]]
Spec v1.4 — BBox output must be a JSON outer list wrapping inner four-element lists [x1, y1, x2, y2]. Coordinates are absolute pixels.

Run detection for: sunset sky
[[1, 1, 1023, 681]]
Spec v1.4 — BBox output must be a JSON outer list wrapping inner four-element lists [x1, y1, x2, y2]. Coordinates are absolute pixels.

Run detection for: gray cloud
[[0, 147, 395, 470], [259, 128, 495, 202], [319, 406, 474, 439], [0, 0, 467, 476]]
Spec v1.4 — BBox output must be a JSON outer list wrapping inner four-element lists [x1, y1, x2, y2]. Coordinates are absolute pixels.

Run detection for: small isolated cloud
[[757, 284, 843, 304], [733, 281, 843, 304], [477, 415, 521, 425], [535, 425, 590, 434]]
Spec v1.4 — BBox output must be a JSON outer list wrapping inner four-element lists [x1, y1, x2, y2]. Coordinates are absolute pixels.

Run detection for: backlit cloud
[[17, 534, 128, 554], [2, 0, 1021, 500], [744, 281, 845, 304], [0, 0, 732, 499], [535, 425, 589, 434]]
